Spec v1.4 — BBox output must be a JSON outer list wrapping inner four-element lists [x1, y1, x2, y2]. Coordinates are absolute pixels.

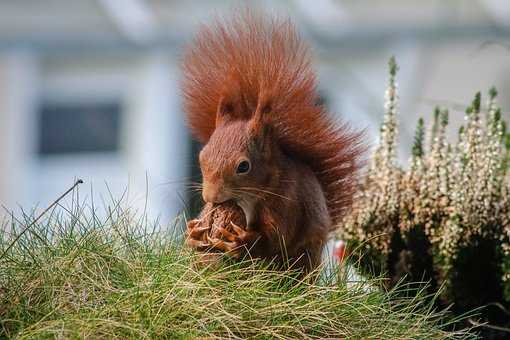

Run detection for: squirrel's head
[[199, 93, 276, 205]]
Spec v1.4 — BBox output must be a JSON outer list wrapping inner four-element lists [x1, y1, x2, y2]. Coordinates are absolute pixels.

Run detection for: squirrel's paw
[[185, 219, 210, 251], [206, 236, 242, 259], [207, 221, 258, 259]]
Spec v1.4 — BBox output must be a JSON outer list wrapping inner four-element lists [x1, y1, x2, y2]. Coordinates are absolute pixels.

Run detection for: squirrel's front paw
[[185, 219, 211, 251], [207, 221, 259, 259]]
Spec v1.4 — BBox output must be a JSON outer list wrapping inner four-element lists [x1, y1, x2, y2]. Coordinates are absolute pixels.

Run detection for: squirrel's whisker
[[238, 187, 293, 201], [231, 189, 264, 201]]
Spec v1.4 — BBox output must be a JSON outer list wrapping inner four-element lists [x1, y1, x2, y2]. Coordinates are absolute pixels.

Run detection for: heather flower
[[340, 58, 510, 319]]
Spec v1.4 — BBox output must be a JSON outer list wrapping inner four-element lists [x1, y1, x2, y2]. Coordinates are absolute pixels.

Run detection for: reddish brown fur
[[182, 12, 364, 225], [182, 12, 365, 271]]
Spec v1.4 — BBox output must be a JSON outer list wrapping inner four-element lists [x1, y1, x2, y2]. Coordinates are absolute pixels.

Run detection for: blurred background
[[0, 0, 509, 224]]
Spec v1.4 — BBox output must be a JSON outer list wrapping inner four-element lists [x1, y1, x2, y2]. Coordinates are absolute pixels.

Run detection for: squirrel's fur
[[182, 12, 364, 270], [182, 12, 364, 225]]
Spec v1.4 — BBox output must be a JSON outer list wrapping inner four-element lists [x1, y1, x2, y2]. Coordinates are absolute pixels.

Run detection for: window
[[37, 101, 122, 155], [187, 139, 204, 217]]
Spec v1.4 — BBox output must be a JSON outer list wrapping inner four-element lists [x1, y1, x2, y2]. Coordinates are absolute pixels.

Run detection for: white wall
[[0, 50, 39, 211], [0, 52, 190, 227], [123, 54, 189, 223]]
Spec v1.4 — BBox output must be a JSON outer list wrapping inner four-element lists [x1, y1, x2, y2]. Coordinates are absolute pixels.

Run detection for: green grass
[[0, 192, 473, 339]]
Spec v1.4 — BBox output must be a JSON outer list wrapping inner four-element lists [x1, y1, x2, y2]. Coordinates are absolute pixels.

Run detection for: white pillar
[[124, 54, 189, 226], [0, 50, 39, 217]]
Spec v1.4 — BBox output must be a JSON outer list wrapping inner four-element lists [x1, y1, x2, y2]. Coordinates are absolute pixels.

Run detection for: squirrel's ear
[[216, 79, 248, 127], [249, 89, 272, 132], [215, 96, 235, 128], [248, 96, 272, 153]]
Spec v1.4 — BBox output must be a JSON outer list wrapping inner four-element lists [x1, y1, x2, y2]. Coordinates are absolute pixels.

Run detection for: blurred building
[[0, 0, 509, 224]]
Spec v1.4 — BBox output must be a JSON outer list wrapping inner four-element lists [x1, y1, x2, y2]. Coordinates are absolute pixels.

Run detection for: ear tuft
[[216, 96, 239, 128], [215, 97, 227, 128]]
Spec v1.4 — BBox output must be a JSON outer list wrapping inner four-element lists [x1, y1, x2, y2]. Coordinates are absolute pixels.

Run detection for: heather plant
[[339, 57, 510, 332]]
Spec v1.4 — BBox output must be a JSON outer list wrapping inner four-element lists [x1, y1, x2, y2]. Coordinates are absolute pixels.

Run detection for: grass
[[0, 187, 473, 339]]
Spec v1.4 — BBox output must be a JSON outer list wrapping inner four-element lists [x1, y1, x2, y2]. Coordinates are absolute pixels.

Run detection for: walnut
[[206, 201, 246, 238], [192, 201, 246, 246], [191, 201, 246, 267]]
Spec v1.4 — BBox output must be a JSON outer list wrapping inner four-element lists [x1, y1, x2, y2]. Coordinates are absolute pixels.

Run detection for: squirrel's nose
[[202, 184, 229, 204]]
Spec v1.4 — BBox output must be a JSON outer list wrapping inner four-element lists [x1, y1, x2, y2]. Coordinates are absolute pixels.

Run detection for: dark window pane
[[188, 138, 204, 217], [38, 102, 121, 155]]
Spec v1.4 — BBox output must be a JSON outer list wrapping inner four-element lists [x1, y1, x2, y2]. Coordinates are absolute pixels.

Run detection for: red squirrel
[[181, 12, 364, 271]]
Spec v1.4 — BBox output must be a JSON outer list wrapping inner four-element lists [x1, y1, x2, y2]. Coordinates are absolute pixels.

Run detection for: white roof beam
[[98, 0, 157, 44]]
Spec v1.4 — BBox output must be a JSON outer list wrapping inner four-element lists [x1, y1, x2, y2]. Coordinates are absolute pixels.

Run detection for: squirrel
[[182, 12, 364, 272]]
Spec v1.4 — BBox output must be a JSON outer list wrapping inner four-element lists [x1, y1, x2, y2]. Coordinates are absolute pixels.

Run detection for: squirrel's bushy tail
[[181, 11, 365, 226]]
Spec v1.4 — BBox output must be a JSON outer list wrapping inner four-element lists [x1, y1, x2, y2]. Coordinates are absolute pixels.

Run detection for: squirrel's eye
[[236, 160, 251, 174]]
